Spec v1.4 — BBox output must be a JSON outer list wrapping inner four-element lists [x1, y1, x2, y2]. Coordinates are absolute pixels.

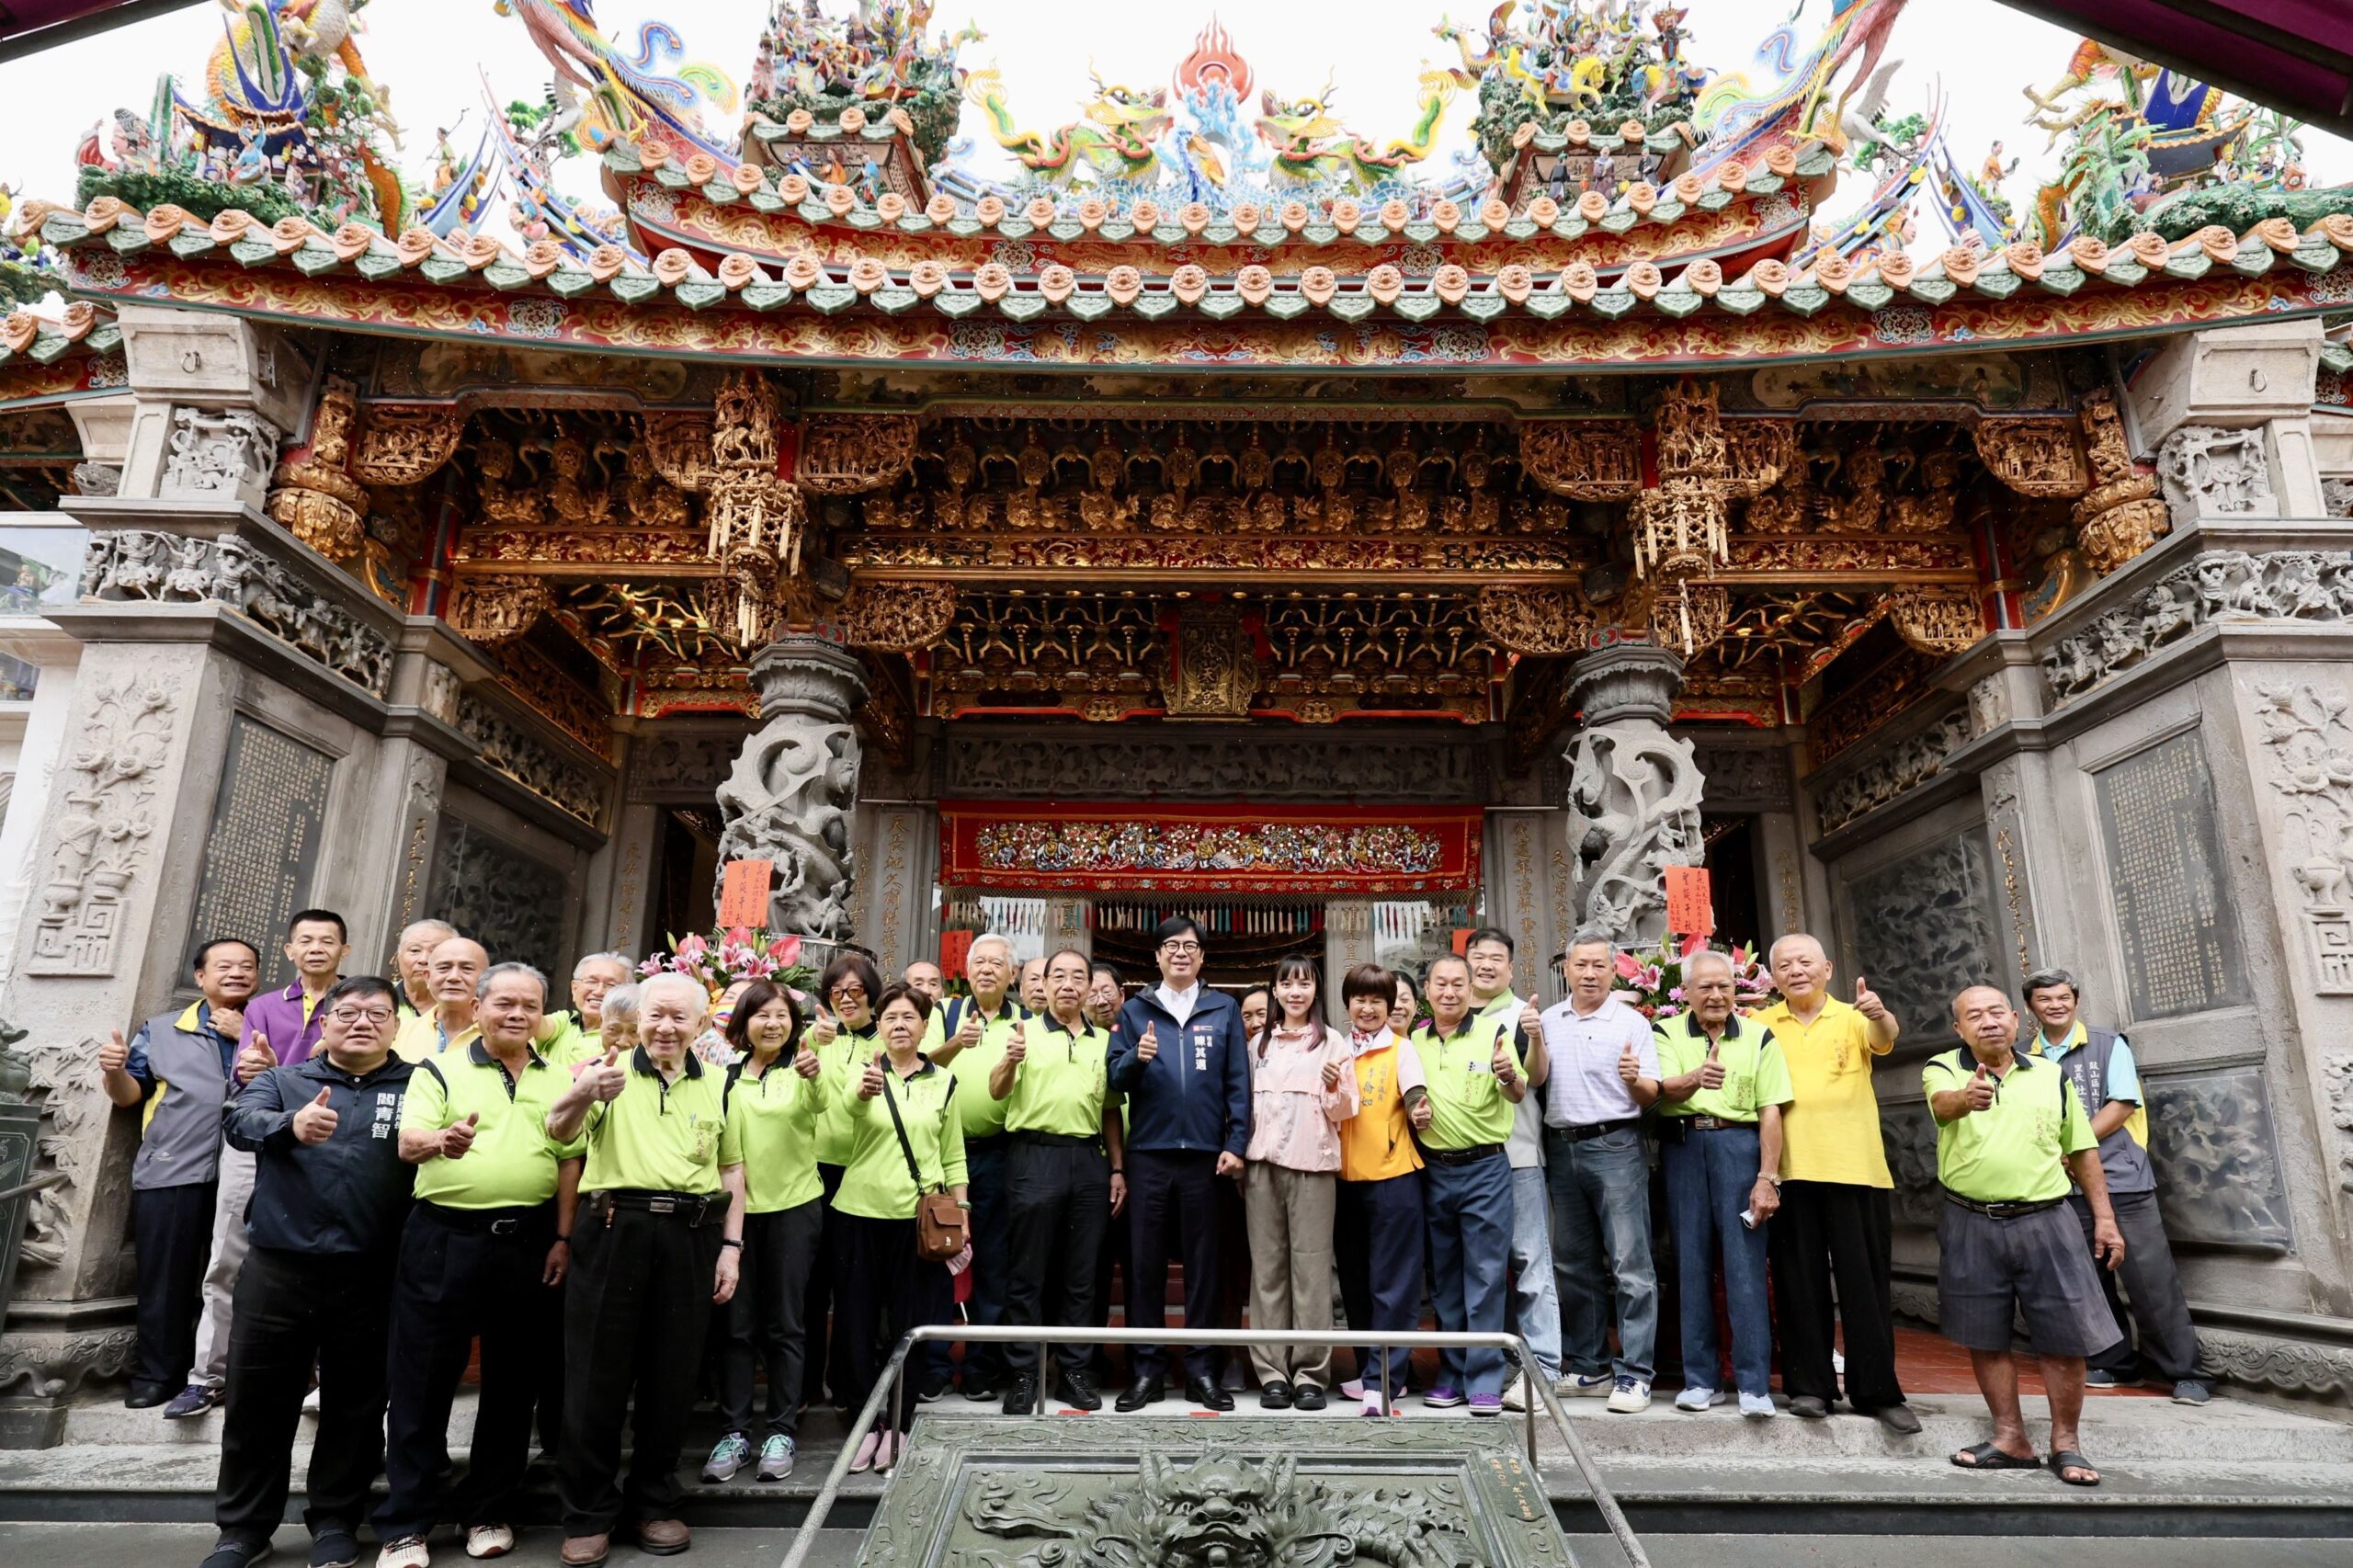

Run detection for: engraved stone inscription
[[1845, 832, 2001, 1044], [2093, 733, 2247, 1020], [188, 717, 334, 976], [424, 816, 569, 982]]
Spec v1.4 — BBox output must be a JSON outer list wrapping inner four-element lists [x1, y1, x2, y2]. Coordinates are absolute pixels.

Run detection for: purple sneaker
[[1468, 1392, 1503, 1417], [1423, 1384, 1466, 1409]]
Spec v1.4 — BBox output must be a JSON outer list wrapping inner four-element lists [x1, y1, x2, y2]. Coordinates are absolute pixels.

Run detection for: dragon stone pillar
[[715, 634, 867, 955], [1563, 644, 1705, 946]]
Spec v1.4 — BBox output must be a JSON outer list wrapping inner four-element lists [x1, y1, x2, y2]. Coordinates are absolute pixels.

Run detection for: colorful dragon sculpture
[[966, 68, 1175, 186], [1256, 69, 1465, 189], [496, 0, 740, 164]]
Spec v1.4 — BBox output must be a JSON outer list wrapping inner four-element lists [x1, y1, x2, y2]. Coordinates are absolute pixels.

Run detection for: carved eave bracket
[[265, 383, 366, 562], [1973, 417, 2090, 497], [797, 413, 920, 495], [1518, 421, 1642, 500], [2073, 388, 2170, 574], [350, 404, 467, 487], [1888, 584, 1985, 656], [450, 574, 552, 647]]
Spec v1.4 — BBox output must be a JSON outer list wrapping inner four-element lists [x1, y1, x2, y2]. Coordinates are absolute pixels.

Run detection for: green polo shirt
[[824, 1057, 969, 1221], [403, 1040, 585, 1210], [1410, 1014, 1524, 1152], [581, 1048, 731, 1196], [926, 994, 1031, 1142], [1001, 1014, 1109, 1139], [1924, 1048, 2097, 1204], [537, 1011, 601, 1074], [721, 1054, 826, 1213], [1654, 1013, 1794, 1124], [811, 1018, 881, 1167]]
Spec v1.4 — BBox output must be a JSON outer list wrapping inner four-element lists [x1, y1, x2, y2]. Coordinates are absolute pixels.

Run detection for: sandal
[[1950, 1441, 2040, 1471], [2049, 1449, 2101, 1487]]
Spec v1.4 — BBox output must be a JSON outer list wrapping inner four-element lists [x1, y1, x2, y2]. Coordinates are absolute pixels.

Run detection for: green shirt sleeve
[[2058, 1078, 2097, 1157], [940, 1085, 968, 1188], [719, 1096, 745, 1168], [793, 1063, 824, 1133], [1754, 1034, 1794, 1108], [1921, 1055, 1961, 1120], [400, 1061, 449, 1133], [1653, 1024, 1691, 1099]]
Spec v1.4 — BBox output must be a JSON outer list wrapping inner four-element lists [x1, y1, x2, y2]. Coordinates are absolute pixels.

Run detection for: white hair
[[602, 983, 641, 1028], [1682, 948, 1736, 982], [573, 951, 633, 982], [637, 971, 710, 1020], [401, 919, 457, 944], [968, 932, 1014, 960]]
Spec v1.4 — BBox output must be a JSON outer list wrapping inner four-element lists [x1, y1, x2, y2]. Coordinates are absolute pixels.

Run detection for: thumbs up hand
[[954, 1006, 983, 1051], [1004, 1019, 1028, 1069], [1518, 1001, 1543, 1041], [99, 1029, 129, 1074], [858, 1051, 887, 1100], [792, 1043, 823, 1080], [291, 1086, 338, 1145], [585, 1047, 628, 1103], [809, 1006, 838, 1050], [1699, 1036, 1726, 1090], [1852, 974, 1888, 1023], [1964, 1063, 1995, 1113], [1617, 1041, 1641, 1086], [1493, 1036, 1520, 1086], [1136, 1022, 1159, 1063], [235, 1029, 278, 1085], [440, 1111, 480, 1160]]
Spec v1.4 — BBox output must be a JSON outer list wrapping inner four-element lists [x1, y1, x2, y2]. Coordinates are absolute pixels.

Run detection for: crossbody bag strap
[[878, 1071, 936, 1193]]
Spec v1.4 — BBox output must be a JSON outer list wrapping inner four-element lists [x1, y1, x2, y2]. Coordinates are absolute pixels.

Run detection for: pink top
[[1245, 1022, 1360, 1172]]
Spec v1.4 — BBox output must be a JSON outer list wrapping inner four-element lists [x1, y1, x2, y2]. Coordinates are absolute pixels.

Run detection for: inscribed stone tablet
[[2093, 732, 2246, 1020], [188, 717, 333, 977]]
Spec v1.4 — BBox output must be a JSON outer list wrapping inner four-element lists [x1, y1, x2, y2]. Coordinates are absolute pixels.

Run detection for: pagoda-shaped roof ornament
[[736, 1, 981, 207]]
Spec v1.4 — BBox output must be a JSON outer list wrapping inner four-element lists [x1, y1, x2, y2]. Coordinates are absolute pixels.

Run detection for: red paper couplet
[[1665, 866, 1714, 937], [940, 929, 974, 983], [717, 859, 775, 928]]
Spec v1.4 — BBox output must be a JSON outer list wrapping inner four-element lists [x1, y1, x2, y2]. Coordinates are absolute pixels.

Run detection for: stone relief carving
[[715, 638, 865, 941], [72, 460, 121, 497], [1685, 739, 1790, 812], [1473, 584, 1595, 655], [2157, 425, 2276, 519], [419, 662, 461, 725], [2255, 681, 2353, 997], [1846, 831, 2001, 1041], [1563, 649, 1703, 945], [1967, 673, 2010, 736], [946, 731, 1483, 802], [454, 693, 606, 826], [27, 674, 175, 978], [1517, 419, 1643, 499], [0, 1324, 137, 1398], [1813, 705, 1973, 835], [2327, 1053, 2353, 1195], [628, 730, 747, 799], [2324, 477, 2353, 519], [1888, 585, 1984, 656], [424, 816, 568, 982], [161, 406, 280, 501], [2196, 1328, 2353, 1402], [2041, 550, 2353, 706], [80, 529, 393, 696], [2144, 1068, 2294, 1250], [1880, 1103, 1942, 1228], [13, 1032, 111, 1276]]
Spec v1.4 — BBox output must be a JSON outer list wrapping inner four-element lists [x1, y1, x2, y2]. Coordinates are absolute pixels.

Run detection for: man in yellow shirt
[[392, 937, 487, 1062], [1756, 933, 1918, 1434]]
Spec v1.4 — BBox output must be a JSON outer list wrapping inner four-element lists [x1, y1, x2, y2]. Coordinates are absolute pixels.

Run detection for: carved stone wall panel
[[2143, 1067, 2295, 1250], [1686, 739, 1791, 812], [628, 728, 749, 801], [1881, 1101, 1942, 1229], [186, 716, 335, 967], [2259, 682, 2353, 998], [1813, 706, 1972, 835], [454, 693, 607, 827], [1843, 830, 2000, 1046], [2158, 425, 2278, 521], [424, 814, 571, 982], [160, 406, 280, 507], [2040, 550, 2353, 705]]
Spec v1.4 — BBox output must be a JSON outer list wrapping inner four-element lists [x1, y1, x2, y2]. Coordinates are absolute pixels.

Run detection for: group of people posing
[[108, 907, 2210, 1568]]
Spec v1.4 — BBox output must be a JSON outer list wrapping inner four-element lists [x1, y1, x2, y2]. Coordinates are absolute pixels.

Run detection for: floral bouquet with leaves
[[1613, 935, 1777, 1022], [640, 926, 816, 1000]]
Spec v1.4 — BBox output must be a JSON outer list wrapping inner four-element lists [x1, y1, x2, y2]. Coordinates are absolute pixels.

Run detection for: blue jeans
[[1507, 1165, 1563, 1381], [1662, 1126, 1772, 1397], [1544, 1125, 1656, 1382], [1422, 1152, 1513, 1398]]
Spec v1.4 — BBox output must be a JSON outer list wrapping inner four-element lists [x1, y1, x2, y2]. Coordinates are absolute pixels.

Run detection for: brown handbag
[[881, 1071, 969, 1261]]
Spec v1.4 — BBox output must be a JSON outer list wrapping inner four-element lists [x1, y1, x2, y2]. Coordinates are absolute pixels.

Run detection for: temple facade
[[1, 0, 2352, 1432]]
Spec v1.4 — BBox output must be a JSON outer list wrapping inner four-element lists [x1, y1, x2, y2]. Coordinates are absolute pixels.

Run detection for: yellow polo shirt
[[392, 1011, 469, 1064], [720, 1054, 826, 1212], [1001, 1014, 1109, 1139], [1924, 1049, 2096, 1204], [402, 1040, 585, 1209], [581, 1048, 731, 1195], [1409, 1014, 1522, 1152], [926, 994, 1032, 1142], [1755, 996, 1892, 1188], [811, 1018, 881, 1167]]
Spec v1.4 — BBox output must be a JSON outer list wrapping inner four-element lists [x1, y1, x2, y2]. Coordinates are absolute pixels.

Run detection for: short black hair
[[1155, 915, 1204, 948], [320, 974, 396, 1011], [288, 908, 348, 942], [191, 937, 260, 971], [1465, 926, 1515, 959], [1341, 961, 1395, 1006], [1089, 962, 1122, 989], [873, 981, 934, 1024], [820, 951, 884, 1008]]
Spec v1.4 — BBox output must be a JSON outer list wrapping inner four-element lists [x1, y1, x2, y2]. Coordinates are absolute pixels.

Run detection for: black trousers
[[1127, 1148, 1222, 1384], [721, 1199, 824, 1438], [1004, 1137, 1111, 1376], [800, 1163, 847, 1410], [559, 1204, 723, 1536], [215, 1244, 394, 1544], [377, 1202, 555, 1540], [1769, 1180, 1905, 1411], [831, 1211, 951, 1435], [2075, 1190, 2205, 1382], [534, 1278, 566, 1458], [1091, 1205, 1131, 1381], [131, 1180, 216, 1393]]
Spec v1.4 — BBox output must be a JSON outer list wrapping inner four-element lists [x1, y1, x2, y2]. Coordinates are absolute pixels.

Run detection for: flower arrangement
[[640, 926, 816, 1000], [1613, 935, 1777, 1022]]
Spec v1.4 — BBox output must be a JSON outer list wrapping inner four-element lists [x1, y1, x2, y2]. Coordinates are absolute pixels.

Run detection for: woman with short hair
[[801, 952, 885, 1415], [1335, 962, 1431, 1416]]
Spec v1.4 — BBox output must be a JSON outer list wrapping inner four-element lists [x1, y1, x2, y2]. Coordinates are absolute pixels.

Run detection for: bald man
[[393, 937, 490, 1062], [393, 920, 458, 1022]]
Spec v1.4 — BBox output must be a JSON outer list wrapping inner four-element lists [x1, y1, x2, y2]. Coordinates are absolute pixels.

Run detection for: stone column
[[0, 622, 83, 1007], [1562, 645, 1704, 946], [2129, 316, 2328, 525], [716, 634, 867, 954]]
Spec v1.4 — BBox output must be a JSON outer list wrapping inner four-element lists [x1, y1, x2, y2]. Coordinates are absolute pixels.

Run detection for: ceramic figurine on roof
[[748, 1, 980, 172], [0, 192, 62, 308], [499, 0, 741, 164]]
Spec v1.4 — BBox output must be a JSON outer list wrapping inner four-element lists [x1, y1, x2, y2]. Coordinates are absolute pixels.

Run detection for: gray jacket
[[128, 1003, 235, 1191]]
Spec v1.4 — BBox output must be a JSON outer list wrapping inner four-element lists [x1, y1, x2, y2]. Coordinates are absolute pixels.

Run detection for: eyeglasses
[[830, 984, 868, 1002], [1159, 941, 1202, 955], [331, 1006, 394, 1025]]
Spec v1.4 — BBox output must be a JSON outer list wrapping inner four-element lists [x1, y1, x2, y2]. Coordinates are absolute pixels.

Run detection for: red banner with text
[[938, 802, 1483, 895]]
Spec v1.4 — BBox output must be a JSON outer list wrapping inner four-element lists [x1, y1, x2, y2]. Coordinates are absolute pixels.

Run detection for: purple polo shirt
[[240, 981, 333, 1066]]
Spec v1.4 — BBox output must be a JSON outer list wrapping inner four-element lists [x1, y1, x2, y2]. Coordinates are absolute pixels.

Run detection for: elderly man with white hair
[[546, 972, 747, 1565], [540, 952, 635, 1071], [1755, 933, 1919, 1435]]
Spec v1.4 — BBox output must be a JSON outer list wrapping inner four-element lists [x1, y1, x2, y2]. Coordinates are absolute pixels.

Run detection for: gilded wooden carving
[[837, 581, 957, 651], [2072, 387, 2169, 574], [1888, 584, 1985, 655], [1517, 421, 1643, 499], [1473, 584, 1595, 655], [797, 413, 920, 494], [350, 404, 466, 486], [450, 574, 552, 646], [1973, 417, 2089, 497]]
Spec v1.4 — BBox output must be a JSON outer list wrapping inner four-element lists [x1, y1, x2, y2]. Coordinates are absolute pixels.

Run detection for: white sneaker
[[1739, 1392, 1777, 1419], [376, 1536, 430, 1568], [464, 1525, 514, 1561], [302, 1385, 324, 1414], [1501, 1373, 1529, 1412], [1559, 1373, 1613, 1398], [1674, 1385, 1723, 1412], [1339, 1379, 1365, 1400], [1606, 1377, 1653, 1414]]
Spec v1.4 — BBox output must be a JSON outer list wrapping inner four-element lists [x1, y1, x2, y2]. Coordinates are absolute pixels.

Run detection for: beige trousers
[[1244, 1162, 1337, 1388]]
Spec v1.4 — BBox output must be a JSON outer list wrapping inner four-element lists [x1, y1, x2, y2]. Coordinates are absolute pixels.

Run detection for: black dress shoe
[[1115, 1375, 1165, 1413], [1002, 1375, 1038, 1415], [124, 1383, 172, 1409], [1789, 1394, 1829, 1419], [1258, 1380, 1293, 1410], [1293, 1384, 1327, 1412], [1058, 1369, 1103, 1412], [1187, 1376, 1236, 1412], [1873, 1402, 1922, 1436]]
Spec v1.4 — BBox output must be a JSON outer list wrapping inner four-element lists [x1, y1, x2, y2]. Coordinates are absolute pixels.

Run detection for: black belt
[[1549, 1118, 1641, 1143], [1012, 1130, 1101, 1148], [1423, 1142, 1505, 1166], [586, 1188, 723, 1226], [1688, 1116, 1756, 1133], [420, 1200, 552, 1237], [1942, 1187, 2063, 1221]]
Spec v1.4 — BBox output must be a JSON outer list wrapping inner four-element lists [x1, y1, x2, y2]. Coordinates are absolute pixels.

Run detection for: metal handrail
[[779, 1324, 1651, 1568], [0, 1171, 66, 1205]]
